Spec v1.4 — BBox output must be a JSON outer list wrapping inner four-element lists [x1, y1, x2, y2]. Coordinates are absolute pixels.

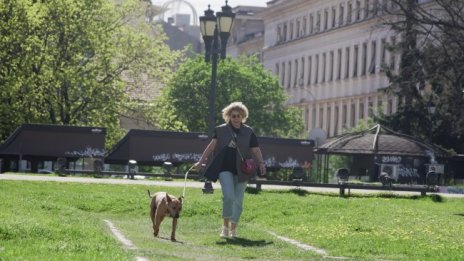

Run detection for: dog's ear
[[178, 196, 183, 203], [166, 193, 172, 203]]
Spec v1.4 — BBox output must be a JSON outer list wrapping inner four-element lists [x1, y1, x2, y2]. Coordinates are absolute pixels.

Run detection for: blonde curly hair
[[222, 102, 249, 123]]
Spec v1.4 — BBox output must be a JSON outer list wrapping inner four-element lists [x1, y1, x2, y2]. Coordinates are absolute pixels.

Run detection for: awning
[[105, 129, 315, 168], [0, 124, 106, 161]]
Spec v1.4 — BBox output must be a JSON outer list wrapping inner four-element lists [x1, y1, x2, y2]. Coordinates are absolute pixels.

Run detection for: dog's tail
[[147, 190, 152, 198]]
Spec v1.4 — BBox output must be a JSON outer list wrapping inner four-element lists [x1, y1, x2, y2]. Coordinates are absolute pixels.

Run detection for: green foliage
[[379, 0, 464, 153], [0, 0, 178, 149], [343, 117, 376, 133], [327, 155, 352, 181], [155, 55, 304, 138]]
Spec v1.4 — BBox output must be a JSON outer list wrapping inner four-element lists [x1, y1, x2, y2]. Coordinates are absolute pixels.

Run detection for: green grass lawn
[[0, 180, 463, 260]]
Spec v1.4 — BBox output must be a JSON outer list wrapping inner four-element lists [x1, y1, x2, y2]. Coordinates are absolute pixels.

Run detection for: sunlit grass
[[0, 180, 463, 260]]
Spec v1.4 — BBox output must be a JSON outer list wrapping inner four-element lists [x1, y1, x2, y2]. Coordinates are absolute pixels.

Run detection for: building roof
[[317, 124, 448, 158], [105, 129, 314, 168], [104, 129, 210, 165]]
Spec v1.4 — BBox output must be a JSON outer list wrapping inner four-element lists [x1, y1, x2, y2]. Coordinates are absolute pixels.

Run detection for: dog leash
[[182, 165, 196, 199]]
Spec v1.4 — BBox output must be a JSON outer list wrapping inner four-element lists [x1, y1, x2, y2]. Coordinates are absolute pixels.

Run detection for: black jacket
[[203, 123, 255, 182]]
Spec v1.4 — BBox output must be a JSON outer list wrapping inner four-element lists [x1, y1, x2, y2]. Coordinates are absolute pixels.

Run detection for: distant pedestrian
[[195, 101, 266, 238]]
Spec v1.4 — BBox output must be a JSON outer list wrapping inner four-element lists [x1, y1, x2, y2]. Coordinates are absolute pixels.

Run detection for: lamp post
[[199, 1, 235, 137], [426, 101, 436, 142], [199, 2, 235, 193]]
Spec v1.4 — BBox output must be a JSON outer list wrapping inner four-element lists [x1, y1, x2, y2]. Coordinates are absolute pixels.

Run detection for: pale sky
[[151, 0, 268, 25]]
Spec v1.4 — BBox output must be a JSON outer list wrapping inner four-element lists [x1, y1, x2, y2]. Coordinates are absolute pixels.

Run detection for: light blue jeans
[[218, 171, 248, 224]]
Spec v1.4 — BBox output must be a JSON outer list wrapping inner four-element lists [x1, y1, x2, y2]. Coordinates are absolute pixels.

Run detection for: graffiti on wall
[[152, 153, 202, 162], [381, 156, 402, 164], [65, 147, 105, 158], [151, 154, 307, 168]]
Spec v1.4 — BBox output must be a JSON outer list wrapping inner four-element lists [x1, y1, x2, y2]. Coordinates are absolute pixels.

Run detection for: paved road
[[1, 173, 463, 198]]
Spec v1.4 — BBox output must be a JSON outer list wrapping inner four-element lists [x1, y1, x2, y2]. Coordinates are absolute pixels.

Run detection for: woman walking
[[195, 102, 266, 238]]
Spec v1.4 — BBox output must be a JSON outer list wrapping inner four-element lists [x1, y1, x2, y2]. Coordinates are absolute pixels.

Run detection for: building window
[[324, 9, 329, 30], [359, 102, 365, 119], [281, 62, 285, 86], [353, 45, 359, 77], [337, 49, 342, 80], [351, 103, 356, 127], [327, 107, 331, 134], [305, 108, 309, 130], [300, 57, 305, 86], [345, 47, 350, 79], [287, 61, 292, 88], [365, 0, 370, 18], [361, 42, 367, 76], [307, 56, 312, 85], [369, 40, 377, 74], [296, 19, 301, 38], [368, 99, 374, 117], [339, 4, 345, 26], [334, 106, 339, 135], [315, 54, 319, 84], [312, 108, 317, 128], [390, 36, 397, 70], [316, 12, 321, 33], [356, 0, 361, 21], [322, 53, 326, 83], [387, 99, 393, 114], [332, 7, 337, 28], [303, 16, 307, 35], [294, 59, 299, 87], [374, 0, 380, 16], [329, 51, 334, 81], [289, 21, 294, 40], [283, 23, 287, 42], [380, 38, 386, 68], [309, 14, 314, 34], [343, 104, 347, 128], [275, 63, 279, 76], [347, 2, 352, 24]]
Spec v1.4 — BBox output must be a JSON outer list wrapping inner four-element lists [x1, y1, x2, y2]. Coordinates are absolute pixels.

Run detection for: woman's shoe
[[220, 226, 229, 238], [230, 228, 237, 238]]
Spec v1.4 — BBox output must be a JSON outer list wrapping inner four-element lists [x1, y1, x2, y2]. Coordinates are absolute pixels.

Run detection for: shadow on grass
[[156, 236, 185, 244], [454, 213, 464, 217], [246, 187, 262, 194], [264, 189, 441, 201], [216, 237, 273, 247]]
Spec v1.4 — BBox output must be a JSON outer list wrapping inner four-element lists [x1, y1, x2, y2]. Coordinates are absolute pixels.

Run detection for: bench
[[250, 179, 434, 196]]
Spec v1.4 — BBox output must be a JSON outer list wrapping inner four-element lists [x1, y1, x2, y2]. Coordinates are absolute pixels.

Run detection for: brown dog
[[148, 190, 183, 241]]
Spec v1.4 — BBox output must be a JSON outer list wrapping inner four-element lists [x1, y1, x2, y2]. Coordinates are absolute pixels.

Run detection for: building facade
[[228, 6, 265, 60], [258, 0, 404, 137]]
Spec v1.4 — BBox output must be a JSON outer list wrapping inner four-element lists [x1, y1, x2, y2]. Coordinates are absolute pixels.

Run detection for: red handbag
[[240, 158, 256, 175]]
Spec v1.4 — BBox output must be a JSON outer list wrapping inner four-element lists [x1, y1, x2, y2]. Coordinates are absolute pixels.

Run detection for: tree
[[154, 55, 305, 138], [376, 0, 464, 153], [0, 0, 31, 140], [0, 0, 178, 148]]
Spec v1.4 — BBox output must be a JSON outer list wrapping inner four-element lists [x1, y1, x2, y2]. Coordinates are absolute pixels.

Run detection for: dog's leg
[[154, 196, 168, 238], [153, 206, 165, 238], [150, 201, 158, 238], [171, 218, 178, 241]]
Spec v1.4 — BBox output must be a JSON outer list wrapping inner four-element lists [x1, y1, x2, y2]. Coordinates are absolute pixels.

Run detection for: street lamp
[[426, 101, 436, 142], [199, 1, 235, 137], [199, 2, 235, 194]]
